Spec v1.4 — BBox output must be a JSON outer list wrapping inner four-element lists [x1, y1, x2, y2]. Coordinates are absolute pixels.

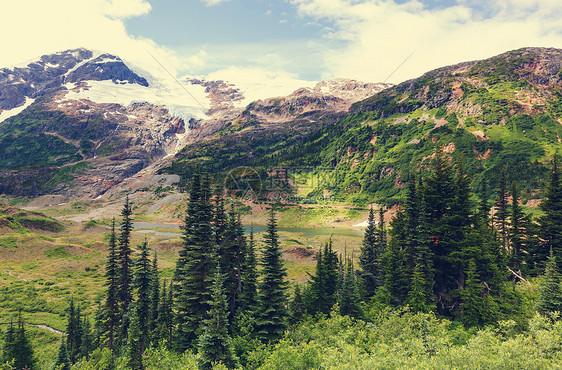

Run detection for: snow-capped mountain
[[0, 48, 391, 198]]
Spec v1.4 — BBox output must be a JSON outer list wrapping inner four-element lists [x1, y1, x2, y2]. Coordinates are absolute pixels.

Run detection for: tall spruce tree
[[125, 303, 144, 370], [256, 207, 288, 343], [157, 280, 174, 346], [338, 258, 363, 318], [117, 195, 134, 327], [536, 250, 562, 314], [12, 312, 36, 370], [540, 155, 562, 267], [359, 207, 379, 297], [495, 169, 510, 250], [53, 338, 71, 370], [198, 269, 237, 370], [133, 240, 152, 355], [239, 227, 258, 312], [104, 218, 119, 351], [289, 284, 304, 325], [175, 171, 216, 352], [1, 319, 15, 365], [79, 315, 93, 361], [148, 251, 160, 343], [66, 299, 82, 363]]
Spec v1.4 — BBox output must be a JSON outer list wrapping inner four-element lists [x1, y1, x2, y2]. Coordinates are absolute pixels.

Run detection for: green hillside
[[167, 47, 562, 206]]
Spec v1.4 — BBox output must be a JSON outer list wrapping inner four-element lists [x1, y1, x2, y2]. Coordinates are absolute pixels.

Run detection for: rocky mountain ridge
[[0, 48, 389, 198]]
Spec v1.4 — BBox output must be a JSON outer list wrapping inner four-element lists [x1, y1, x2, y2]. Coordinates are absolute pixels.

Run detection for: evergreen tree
[[174, 168, 201, 284], [12, 312, 36, 370], [461, 259, 486, 327], [382, 211, 410, 305], [219, 208, 246, 323], [133, 240, 152, 355], [125, 303, 143, 370], [289, 284, 304, 325], [495, 169, 510, 250], [1, 319, 15, 365], [305, 241, 339, 314], [408, 264, 430, 313], [103, 218, 119, 351], [198, 270, 237, 370], [477, 180, 491, 227], [148, 251, 160, 344], [79, 315, 93, 361], [157, 280, 174, 346], [540, 155, 562, 267], [509, 183, 525, 272], [376, 207, 387, 288], [536, 250, 562, 314], [117, 195, 134, 328], [53, 338, 71, 370], [359, 207, 379, 297], [239, 227, 258, 313], [175, 171, 216, 351], [338, 258, 363, 318], [66, 299, 82, 363], [255, 207, 288, 343]]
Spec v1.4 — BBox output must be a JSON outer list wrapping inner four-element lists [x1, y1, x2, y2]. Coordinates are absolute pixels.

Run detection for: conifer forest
[[4, 152, 562, 369]]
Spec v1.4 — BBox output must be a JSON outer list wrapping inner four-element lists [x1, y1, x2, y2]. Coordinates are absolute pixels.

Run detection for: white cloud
[[200, 0, 231, 6], [0, 0, 182, 81], [290, 0, 562, 83], [206, 66, 316, 106]]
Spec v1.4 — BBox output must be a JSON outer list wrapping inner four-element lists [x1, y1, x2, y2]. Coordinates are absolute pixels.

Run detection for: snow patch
[[0, 97, 35, 123], [62, 79, 210, 122]]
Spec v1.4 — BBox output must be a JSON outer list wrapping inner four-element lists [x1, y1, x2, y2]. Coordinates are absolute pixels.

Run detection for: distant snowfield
[[63, 78, 210, 122], [0, 97, 35, 123]]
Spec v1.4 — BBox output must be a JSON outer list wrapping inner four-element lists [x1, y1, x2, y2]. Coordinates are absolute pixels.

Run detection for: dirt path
[[6, 270, 27, 282]]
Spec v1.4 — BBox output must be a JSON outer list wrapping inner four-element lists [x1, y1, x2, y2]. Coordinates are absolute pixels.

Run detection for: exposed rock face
[[183, 78, 391, 145], [0, 48, 391, 198]]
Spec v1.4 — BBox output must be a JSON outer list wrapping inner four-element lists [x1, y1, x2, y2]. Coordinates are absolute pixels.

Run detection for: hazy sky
[[2, 0, 562, 86]]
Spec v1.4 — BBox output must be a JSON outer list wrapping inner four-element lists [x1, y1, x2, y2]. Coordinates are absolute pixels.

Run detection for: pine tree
[[132, 240, 152, 355], [536, 250, 562, 314], [219, 208, 246, 323], [117, 195, 134, 329], [305, 241, 338, 314], [495, 169, 510, 250], [104, 218, 119, 351], [359, 207, 379, 297], [375, 207, 387, 288], [1, 319, 15, 365], [175, 171, 216, 351], [66, 299, 82, 363], [174, 168, 201, 284], [53, 338, 71, 370], [12, 312, 36, 370], [255, 207, 288, 343], [198, 270, 237, 370], [408, 264, 430, 313], [240, 227, 258, 313], [540, 155, 562, 267], [289, 284, 304, 325], [509, 183, 525, 272], [125, 303, 144, 370], [148, 251, 160, 344], [79, 315, 93, 361], [157, 280, 174, 346], [461, 259, 486, 327], [477, 180, 491, 227], [338, 258, 363, 318]]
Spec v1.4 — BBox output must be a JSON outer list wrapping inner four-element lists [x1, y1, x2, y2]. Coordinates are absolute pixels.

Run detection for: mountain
[[166, 47, 562, 206], [0, 48, 387, 198]]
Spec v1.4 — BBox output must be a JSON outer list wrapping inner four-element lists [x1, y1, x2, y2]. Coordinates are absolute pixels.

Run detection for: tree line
[[4, 153, 562, 369]]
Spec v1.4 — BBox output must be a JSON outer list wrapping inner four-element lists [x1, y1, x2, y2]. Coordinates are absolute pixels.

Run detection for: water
[[132, 222, 365, 239]]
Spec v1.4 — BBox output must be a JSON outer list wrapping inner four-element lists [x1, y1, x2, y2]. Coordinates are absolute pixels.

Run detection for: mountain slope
[[167, 47, 562, 206]]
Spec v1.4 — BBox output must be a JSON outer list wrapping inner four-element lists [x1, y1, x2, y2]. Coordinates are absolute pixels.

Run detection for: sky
[[2, 0, 562, 87]]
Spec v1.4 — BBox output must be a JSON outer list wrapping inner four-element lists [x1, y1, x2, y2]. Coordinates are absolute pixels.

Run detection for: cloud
[[206, 66, 316, 104], [0, 0, 182, 81], [200, 0, 231, 6], [290, 0, 562, 83]]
